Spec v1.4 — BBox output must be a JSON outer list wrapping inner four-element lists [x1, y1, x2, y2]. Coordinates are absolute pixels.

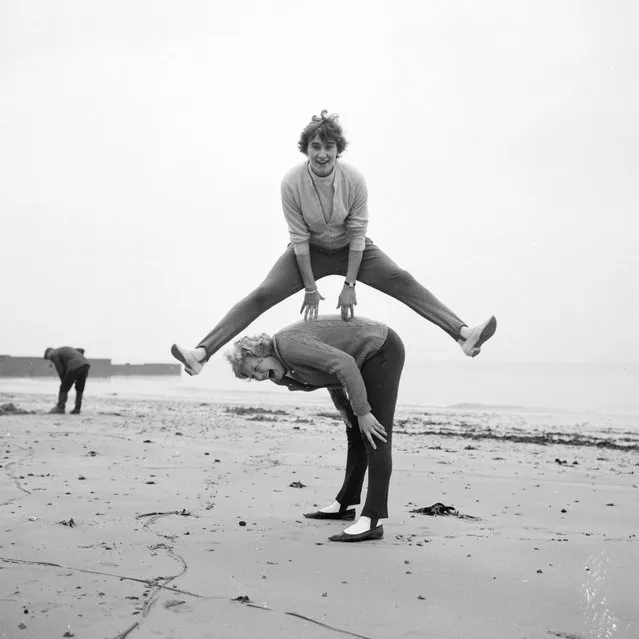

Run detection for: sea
[[2, 360, 638, 446]]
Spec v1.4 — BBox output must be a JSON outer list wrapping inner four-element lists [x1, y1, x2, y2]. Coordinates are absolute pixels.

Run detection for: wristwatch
[[344, 280, 356, 288]]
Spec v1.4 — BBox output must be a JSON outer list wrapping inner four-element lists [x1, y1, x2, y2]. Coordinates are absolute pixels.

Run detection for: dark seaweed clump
[[0, 403, 33, 416], [394, 424, 639, 452], [225, 406, 290, 417]]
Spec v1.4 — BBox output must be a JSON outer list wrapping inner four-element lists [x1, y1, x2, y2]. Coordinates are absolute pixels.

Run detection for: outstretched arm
[[339, 169, 368, 320], [282, 181, 324, 320], [295, 253, 325, 321], [336, 249, 363, 320]]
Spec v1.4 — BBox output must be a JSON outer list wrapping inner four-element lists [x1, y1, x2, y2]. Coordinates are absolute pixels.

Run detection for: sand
[[1, 391, 638, 639]]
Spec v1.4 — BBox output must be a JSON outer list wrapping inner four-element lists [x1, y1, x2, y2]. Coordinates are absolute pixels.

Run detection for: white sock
[[459, 326, 470, 340], [193, 347, 206, 362], [319, 500, 355, 514], [344, 516, 380, 535]]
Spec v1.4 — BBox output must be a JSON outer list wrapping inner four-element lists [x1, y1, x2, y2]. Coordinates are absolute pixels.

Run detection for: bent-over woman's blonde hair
[[225, 333, 274, 379]]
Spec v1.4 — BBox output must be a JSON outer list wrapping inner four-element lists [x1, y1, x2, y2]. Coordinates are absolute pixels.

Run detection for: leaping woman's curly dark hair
[[297, 110, 348, 157]]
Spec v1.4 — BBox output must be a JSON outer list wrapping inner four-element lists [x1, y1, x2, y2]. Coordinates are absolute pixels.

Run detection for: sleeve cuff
[[350, 398, 372, 416], [292, 242, 310, 256], [348, 238, 366, 251]]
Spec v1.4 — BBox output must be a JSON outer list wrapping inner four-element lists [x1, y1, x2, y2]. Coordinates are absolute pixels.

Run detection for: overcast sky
[[1, 0, 637, 366]]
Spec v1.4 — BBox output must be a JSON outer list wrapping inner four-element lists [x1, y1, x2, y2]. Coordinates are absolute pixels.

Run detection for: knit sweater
[[271, 316, 388, 415], [280, 161, 369, 256]]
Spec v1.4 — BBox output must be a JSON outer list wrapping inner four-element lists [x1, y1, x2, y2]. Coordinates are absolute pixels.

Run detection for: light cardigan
[[280, 161, 369, 256], [271, 316, 388, 416]]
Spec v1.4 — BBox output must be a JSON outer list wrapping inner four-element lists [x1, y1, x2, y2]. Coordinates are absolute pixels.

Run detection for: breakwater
[[0, 355, 180, 378]]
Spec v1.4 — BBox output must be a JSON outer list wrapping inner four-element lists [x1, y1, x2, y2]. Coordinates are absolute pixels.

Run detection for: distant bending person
[[44, 346, 90, 415], [172, 110, 496, 376], [225, 314, 405, 543]]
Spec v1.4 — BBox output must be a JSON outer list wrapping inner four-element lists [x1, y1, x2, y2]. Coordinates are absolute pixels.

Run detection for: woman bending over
[[225, 314, 405, 543]]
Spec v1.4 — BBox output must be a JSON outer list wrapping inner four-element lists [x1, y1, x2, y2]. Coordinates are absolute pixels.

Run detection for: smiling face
[[239, 355, 286, 382], [307, 133, 338, 177]]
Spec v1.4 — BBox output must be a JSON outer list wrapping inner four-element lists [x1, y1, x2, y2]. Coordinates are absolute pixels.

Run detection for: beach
[[1, 391, 638, 639]]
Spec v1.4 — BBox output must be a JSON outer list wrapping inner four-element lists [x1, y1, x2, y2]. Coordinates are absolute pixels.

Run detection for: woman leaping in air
[[171, 110, 496, 375]]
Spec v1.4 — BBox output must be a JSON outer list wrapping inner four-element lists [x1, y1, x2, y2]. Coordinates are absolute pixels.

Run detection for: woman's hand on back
[[337, 286, 357, 321], [357, 412, 387, 450], [300, 289, 325, 321]]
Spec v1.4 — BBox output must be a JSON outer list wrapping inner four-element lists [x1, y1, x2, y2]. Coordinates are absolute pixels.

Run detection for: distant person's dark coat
[[49, 347, 90, 380]]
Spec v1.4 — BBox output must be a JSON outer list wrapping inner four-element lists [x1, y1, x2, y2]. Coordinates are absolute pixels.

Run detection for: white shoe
[[460, 316, 497, 357], [171, 344, 204, 376]]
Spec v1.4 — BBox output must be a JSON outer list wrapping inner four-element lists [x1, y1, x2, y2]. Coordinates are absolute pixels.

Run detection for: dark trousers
[[59, 364, 90, 400], [197, 240, 464, 358], [334, 328, 405, 520]]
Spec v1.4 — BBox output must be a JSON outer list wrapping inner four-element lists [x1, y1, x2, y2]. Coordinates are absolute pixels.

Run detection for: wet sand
[[1, 392, 638, 639]]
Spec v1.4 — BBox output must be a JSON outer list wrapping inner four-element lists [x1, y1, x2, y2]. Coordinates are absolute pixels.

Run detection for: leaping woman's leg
[[357, 242, 496, 356], [171, 246, 302, 373], [172, 245, 340, 374]]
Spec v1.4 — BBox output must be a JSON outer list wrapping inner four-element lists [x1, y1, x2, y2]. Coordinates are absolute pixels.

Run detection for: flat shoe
[[303, 509, 356, 521], [461, 315, 497, 357], [171, 343, 204, 376], [329, 525, 384, 542]]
